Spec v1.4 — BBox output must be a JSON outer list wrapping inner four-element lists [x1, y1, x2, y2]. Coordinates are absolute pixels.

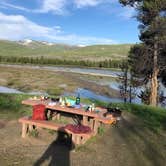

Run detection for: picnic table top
[[22, 99, 116, 124]]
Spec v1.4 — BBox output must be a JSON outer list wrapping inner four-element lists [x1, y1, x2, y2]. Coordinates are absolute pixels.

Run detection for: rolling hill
[[0, 40, 132, 61]]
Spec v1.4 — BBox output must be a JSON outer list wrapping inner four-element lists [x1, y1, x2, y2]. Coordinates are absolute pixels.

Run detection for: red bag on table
[[32, 104, 46, 120]]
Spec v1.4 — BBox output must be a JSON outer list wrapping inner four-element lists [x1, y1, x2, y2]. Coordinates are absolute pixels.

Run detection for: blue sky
[[0, 0, 140, 45]]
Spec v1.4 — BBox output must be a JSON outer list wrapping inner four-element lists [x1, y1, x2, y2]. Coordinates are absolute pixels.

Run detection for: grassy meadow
[[0, 65, 119, 97], [0, 40, 132, 61]]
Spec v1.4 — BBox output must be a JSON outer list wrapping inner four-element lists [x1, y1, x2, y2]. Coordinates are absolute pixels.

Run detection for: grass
[[0, 66, 117, 98], [0, 40, 132, 61], [0, 93, 32, 119], [28, 129, 39, 137], [98, 126, 105, 135], [85, 99, 166, 132], [111, 103, 166, 132], [47, 88, 64, 96]]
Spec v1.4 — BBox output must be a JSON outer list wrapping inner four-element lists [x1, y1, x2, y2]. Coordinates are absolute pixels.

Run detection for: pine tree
[[120, 0, 166, 106]]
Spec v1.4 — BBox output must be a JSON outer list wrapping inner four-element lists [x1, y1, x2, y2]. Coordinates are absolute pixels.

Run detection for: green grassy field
[[0, 40, 132, 61]]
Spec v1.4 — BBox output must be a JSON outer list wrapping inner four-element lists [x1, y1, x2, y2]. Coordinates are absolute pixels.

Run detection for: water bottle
[[75, 93, 80, 105], [92, 103, 95, 111]]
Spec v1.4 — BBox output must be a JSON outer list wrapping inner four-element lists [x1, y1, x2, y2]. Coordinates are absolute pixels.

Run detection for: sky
[[0, 0, 140, 45]]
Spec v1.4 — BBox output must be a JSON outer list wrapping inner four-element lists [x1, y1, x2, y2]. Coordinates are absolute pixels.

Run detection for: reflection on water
[[0, 86, 47, 95], [64, 88, 123, 103], [0, 86, 23, 94], [0, 63, 165, 106], [0, 64, 122, 77]]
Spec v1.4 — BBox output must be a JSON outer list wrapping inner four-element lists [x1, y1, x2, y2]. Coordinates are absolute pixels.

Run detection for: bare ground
[[0, 112, 165, 166]]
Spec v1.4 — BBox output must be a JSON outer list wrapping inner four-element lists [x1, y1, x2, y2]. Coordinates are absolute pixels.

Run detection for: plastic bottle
[[92, 103, 95, 111], [75, 93, 80, 105]]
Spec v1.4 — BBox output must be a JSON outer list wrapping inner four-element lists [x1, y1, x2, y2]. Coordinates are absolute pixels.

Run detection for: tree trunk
[[129, 85, 132, 103], [149, 41, 159, 106]]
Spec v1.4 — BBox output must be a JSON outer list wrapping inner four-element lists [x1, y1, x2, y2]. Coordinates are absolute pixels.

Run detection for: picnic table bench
[[19, 116, 95, 145]]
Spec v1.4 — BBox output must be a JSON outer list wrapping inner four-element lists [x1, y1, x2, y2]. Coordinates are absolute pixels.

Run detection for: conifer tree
[[120, 0, 166, 106]]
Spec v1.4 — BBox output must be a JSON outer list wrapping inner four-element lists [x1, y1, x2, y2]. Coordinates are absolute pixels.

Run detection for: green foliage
[[0, 93, 31, 119], [47, 88, 63, 96], [111, 102, 166, 132], [52, 117, 69, 125], [128, 44, 152, 81], [28, 129, 39, 137], [47, 129, 56, 135], [98, 126, 105, 135], [0, 55, 123, 68], [138, 88, 151, 105], [120, 0, 166, 106]]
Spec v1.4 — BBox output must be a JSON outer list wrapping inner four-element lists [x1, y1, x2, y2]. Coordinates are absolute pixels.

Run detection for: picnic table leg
[[52, 111, 61, 120], [29, 124, 33, 131], [82, 116, 88, 126], [75, 135, 81, 145], [93, 120, 99, 135], [57, 113, 60, 120], [72, 134, 76, 144], [22, 123, 28, 138], [89, 118, 94, 129]]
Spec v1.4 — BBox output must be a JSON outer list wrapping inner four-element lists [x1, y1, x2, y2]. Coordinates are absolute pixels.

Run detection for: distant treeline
[[0, 56, 122, 68]]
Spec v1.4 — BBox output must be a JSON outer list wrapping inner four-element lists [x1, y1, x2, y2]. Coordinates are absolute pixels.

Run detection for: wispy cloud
[[0, 0, 68, 15], [0, 2, 31, 12], [0, 12, 116, 45], [0, 0, 134, 19], [74, 0, 118, 8], [35, 0, 68, 15], [74, 0, 103, 8]]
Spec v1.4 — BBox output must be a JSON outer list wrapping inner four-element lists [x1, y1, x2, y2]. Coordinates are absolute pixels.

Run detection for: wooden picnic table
[[22, 99, 117, 132]]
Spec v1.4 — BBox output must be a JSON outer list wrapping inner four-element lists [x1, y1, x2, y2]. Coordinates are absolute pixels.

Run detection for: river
[[0, 64, 122, 77], [0, 64, 165, 105]]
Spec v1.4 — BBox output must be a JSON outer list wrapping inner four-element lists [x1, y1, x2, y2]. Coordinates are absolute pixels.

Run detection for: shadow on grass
[[116, 116, 165, 166], [33, 131, 75, 166]]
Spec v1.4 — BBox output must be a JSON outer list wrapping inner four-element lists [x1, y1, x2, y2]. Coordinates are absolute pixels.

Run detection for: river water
[[0, 64, 122, 77]]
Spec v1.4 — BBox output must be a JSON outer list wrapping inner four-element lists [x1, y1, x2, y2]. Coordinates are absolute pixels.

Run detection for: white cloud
[[35, 0, 68, 15], [0, 12, 116, 45], [74, 0, 102, 8], [0, 0, 135, 20], [0, 12, 58, 40], [0, 0, 122, 16], [0, 2, 31, 12], [74, 0, 117, 8], [0, 0, 68, 15]]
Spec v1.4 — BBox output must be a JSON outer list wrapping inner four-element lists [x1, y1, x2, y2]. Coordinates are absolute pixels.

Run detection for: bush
[[47, 88, 63, 96]]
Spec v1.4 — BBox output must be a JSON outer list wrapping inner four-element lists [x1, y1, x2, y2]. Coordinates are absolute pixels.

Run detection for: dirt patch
[[0, 120, 6, 129]]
